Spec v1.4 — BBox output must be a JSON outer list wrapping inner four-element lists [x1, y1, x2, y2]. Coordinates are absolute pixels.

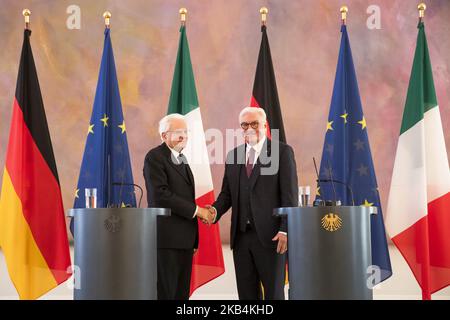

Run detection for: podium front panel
[[277, 206, 374, 300], [69, 208, 169, 300]]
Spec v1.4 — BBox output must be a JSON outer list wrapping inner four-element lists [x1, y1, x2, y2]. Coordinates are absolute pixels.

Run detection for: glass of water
[[299, 186, 311, 207], [85, 188, 97, 208]]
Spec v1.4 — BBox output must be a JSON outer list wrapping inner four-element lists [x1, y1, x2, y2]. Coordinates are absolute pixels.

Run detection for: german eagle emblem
[[321, 213, 342, 232]]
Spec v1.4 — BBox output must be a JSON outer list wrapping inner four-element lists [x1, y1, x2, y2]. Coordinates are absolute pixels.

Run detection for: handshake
[[196, 205, 216, 226]]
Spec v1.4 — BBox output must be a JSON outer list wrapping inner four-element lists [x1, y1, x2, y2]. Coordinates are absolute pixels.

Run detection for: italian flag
[[386, 22, 450, 300], [167, 25, 225, 295]]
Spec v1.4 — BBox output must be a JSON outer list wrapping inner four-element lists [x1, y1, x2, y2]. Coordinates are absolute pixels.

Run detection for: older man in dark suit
[[209, 107, 298, 300], [143, 113, 213, 300]]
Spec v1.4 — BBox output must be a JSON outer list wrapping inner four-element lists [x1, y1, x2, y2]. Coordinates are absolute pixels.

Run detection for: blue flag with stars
[[317, 25, 392, 282], [72, 28, 136, 224]]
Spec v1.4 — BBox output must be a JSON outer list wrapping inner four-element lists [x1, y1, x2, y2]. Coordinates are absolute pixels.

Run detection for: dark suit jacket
[[143, 143, 198, 249], [213, 139, 298, 249]]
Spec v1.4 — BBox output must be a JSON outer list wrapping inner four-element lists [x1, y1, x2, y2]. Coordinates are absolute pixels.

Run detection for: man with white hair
[[143, 113, 213, 300], [209, 106, 298, 300]]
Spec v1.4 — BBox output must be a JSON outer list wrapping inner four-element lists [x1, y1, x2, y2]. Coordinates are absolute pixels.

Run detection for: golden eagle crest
[[321, 213, 342, 232]]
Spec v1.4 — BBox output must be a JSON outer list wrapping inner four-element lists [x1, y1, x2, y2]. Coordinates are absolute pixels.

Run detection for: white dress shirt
[[246, 135, 266, 167]]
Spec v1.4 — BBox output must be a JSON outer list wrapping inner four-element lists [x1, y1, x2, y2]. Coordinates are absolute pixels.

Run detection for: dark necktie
[[178, 153, 191, 182], [246, 147, 256, 177], [178, 153, 188, 165]]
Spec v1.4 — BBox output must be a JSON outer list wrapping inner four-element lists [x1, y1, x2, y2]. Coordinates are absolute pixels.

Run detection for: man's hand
[[205, 205, 217, 223], [197, 207, 214, 225], [272, 232, 287, 254]]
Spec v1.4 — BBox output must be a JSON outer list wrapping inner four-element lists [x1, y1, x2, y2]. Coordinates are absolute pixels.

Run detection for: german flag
[[0, 29, 71, 299], [250, 25, 287, 143]]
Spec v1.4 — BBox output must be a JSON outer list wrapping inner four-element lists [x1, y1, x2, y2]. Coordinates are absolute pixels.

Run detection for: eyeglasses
[[240, 121, 259, 130], [166, 129, 189, 136]]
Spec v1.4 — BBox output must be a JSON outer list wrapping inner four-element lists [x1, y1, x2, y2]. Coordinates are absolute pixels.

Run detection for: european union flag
[[72, 28, 136, 226], [317, 25, 392, 282]]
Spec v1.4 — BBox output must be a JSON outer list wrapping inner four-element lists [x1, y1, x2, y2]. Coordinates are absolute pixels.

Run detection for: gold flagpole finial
[[22, 9, 31, 29], [260, 7, 268, 26], [103, 11, 111, 28], [179, 8, 187, 26], [418, 3, 426, 21], [340, 6, 348, 25]]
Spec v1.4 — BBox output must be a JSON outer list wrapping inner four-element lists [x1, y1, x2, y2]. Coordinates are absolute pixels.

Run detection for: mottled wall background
[[0, 0, 449, 243]]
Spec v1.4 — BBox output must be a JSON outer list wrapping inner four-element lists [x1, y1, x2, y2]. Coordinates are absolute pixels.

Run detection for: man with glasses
[[143, 113, 214, 300], [208, 107, 298, 300]]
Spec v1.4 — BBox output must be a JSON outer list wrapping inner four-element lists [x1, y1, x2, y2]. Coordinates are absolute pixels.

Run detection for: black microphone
[[112, 182, 144, 208], [312, 157, 325, 206], [327, 159, 339, 206], [316, 179, 355, 206]]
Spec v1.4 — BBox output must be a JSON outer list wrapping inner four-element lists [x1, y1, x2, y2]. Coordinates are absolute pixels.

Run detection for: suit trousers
[[232, 226, 286, 300], [157, 248, 193, 300]]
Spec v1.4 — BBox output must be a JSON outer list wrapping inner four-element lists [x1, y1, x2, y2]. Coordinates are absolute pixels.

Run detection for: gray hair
[[158, 113, 186, 138], [238, 107, 267, 124]]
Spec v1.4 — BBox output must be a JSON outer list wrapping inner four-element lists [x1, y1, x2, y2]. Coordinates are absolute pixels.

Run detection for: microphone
[[312, 157, 325, 206], [112, 182, 144, 208], [327, 159, 339, 206], [316, 179, 355, 206]]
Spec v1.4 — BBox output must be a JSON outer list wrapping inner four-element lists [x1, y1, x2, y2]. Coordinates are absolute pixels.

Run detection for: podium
[[274, 206, 377, 300], [67, 208, 170, 300]]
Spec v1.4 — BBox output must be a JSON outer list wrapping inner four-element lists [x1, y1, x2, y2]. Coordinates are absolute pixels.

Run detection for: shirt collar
[[247, 135, 266, 154], [166, 144, 183, 163]]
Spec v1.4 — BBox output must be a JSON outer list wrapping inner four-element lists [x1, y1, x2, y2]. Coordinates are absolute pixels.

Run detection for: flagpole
[[418, 2, 430, 299], [260, 7, 268, 26], [103, 10, 112, 206], [22, 9, 31, 30], [103, 11, 111, 29], [340, 6, 348, 25], [179, 8, 187, 27], [418, 3, 426, 23]]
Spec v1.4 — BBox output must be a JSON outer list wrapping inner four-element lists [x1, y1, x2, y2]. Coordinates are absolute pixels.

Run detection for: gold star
[[88, 124, 94, 135], [326, 121, 334, 132], [340, 112, 348, 124], [101, 114, 109, 127], [316, 187, 321, 196], [363, 199, 374, 207], [74, 189, 80, 198], [358, 117, 367, 130], [118, 121, 126, 134]]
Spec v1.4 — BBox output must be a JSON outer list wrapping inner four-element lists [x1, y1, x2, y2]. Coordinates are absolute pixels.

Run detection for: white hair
[[158, 113, 186, 138], [238, 107, 267, 124]]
